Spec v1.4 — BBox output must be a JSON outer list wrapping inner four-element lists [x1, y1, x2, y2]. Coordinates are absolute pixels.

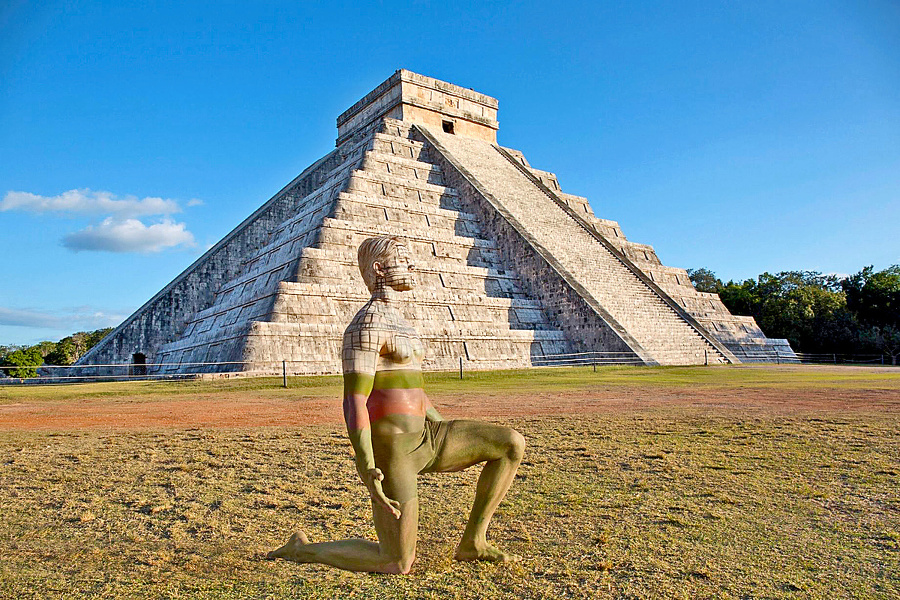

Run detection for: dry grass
[[2, 407, 898, 598]]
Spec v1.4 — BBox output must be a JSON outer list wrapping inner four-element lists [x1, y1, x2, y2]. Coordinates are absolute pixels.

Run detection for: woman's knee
[[506, 429, 525, 461]]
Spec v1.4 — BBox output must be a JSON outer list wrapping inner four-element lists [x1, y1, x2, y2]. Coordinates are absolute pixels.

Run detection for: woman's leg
[[426, 420, 525, 562], [266, 498, 418, 573], [267, 459, 420, 573]]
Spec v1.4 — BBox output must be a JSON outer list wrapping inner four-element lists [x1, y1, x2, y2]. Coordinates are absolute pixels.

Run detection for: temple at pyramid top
[[76, 69, 795, 377], [336, 69, 500, 145]]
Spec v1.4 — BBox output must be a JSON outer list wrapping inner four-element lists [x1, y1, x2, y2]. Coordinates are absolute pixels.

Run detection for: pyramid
[[78, 70, 794, 376]]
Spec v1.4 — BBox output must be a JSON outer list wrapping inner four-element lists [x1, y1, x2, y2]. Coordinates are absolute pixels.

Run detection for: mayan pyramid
[[77, 70, 793, 375]]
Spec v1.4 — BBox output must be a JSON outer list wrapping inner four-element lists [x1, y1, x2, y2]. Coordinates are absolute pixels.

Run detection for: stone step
[[361, 147, 445, 185], [334, 191, 478, 221], [246, 320, 567, 341], [348, 168, 458, 197], [168, 302, 567, 351], [292, 250, 529, 300], [318, 217, 497, 251], [378, 118, 417, 138], [332, 195, 480, 237], [291, 247, 525, 282], [277, 280, 547, 309], [371, 132, 429, 161], [332, 192, 479, 237], [192, 266, 550, 327]]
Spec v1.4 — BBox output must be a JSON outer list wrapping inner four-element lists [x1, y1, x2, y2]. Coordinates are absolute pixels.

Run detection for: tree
[[860, 325, 900, 365], [717, 279, 758, 318], [41, 328, 114, 366], [0, 327, 114, 378], [717, 271, 856, 353], [1, 347, 44, 378], [45, 338, 78, 366], [34, 340, 57, 359], [85, 328, 113, 349], [842, 265, 900, 327], [843, 265, 900, 363], [686, 268, 723, 293], [0, 345, 22, 362]]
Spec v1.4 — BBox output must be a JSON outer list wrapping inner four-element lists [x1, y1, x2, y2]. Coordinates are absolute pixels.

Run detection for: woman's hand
[[361, 468, 401, 519]]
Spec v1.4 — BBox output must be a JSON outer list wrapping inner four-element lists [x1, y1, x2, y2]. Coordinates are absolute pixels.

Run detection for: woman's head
[[357, 235, 414, 293]]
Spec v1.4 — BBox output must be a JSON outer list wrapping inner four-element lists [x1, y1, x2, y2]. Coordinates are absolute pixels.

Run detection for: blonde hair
[[357, 235, 401, 292]]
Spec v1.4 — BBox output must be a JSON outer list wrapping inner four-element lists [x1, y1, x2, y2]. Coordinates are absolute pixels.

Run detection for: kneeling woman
[[268, 235, 525, 573]]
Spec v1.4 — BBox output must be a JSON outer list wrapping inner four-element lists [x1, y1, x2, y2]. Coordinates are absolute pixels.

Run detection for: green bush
[[1, 347, 44, 378]]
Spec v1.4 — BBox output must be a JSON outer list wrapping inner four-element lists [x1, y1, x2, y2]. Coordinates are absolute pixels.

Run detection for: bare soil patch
[[1, 370, 898, 431]]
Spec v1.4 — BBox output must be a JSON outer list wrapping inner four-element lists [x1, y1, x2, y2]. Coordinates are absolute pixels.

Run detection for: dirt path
[[1, 384, 897, 431]]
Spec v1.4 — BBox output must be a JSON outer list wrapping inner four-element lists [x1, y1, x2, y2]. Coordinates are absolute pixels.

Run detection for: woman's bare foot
[[454, 541, 520, 563], [267, 532, 311, 560]]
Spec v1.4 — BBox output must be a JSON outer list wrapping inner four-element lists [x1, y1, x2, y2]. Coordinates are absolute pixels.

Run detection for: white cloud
[[0, 306, 127, 331], [1, 188, 182, 218], [62, 218, 196, 253], [3, 188, 203, 254]]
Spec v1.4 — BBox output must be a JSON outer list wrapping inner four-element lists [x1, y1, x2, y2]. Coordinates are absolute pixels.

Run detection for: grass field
[[3, 364, 900, 404], [1, 366, 898, 598]]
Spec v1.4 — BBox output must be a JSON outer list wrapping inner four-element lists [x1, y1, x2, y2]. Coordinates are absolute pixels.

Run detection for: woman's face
[[378, 243, 416, 291]]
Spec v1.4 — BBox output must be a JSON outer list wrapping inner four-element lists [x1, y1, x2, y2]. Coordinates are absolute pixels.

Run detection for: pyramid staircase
[[416, 127, 735, 366]]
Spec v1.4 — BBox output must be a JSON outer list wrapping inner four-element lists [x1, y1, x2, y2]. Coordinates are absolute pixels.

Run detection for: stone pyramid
[[78, 70, 793, 375]]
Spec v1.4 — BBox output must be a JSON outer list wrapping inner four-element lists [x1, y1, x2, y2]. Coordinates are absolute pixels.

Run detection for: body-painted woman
[[268, 236, 525, 573]]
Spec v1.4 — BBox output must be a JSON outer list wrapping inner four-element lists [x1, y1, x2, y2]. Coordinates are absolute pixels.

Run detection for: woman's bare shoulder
[[344, 301, 396, 347]]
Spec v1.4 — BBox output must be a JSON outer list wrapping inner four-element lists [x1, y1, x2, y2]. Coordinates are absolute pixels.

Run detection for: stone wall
[[337, 70, 499, 145]]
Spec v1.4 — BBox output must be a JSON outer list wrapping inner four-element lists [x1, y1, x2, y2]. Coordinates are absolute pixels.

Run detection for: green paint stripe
[[343, 372, 374, 396], [344, 370, 424, 396], [373, 369, 424, 390]]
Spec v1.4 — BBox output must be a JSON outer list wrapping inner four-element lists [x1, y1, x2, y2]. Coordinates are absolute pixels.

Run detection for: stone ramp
[[421, 127, 731, 365]]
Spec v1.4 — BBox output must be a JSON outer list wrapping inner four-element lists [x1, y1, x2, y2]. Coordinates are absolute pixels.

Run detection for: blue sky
[[1, 0, 898, 346]]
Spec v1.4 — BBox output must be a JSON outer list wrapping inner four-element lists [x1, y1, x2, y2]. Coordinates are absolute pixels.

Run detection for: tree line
[[0, 328, 113, 378], [687, 265, 900, 364]]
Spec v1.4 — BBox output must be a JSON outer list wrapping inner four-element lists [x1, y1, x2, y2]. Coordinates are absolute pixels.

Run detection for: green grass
[[425, 363, 900, 394], [2, 364, 898, 404], [0, 372, 344, 403], [1, 412, 898, 598]]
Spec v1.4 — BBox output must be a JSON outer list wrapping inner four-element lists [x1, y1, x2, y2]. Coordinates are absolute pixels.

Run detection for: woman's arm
[[342, 370, 376, 471], [424, 393, 445, 422], [342, 334, 401, 519]]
